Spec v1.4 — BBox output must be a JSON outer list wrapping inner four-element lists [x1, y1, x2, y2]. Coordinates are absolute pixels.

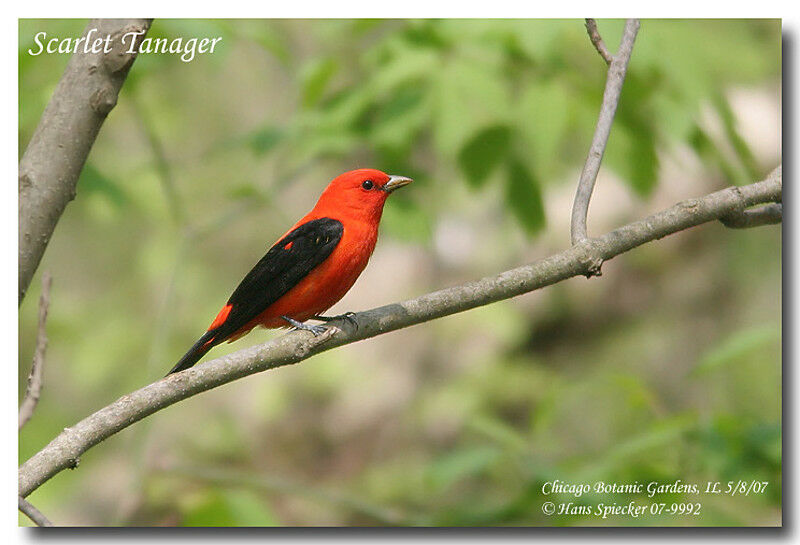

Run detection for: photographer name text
[[540, 479, 770, 519]]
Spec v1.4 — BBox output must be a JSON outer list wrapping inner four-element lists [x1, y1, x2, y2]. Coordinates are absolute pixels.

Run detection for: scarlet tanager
[[168, 169, 412, 374]]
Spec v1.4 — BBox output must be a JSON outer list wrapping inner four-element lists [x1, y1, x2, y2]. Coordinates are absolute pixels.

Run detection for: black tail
[[167, 331, 217, 375]]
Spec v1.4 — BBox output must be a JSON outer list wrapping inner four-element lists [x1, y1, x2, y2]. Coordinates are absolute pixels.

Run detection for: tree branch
[[585, 19, 614, 65], [18, 168, 781, 499], [19, 273, 53, 430], [18, 19, 152, 305], [19, 496, 53, 527], [571, 18, 640, 249], [720, 197, 782, 229]]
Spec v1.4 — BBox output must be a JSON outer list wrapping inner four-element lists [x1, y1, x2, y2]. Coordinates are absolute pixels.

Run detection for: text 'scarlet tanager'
[[168, 169, 412, 374]]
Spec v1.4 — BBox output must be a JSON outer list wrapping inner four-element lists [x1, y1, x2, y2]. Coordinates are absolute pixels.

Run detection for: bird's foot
[[282, 316, 328, 336], [312, 312, 358, 330]]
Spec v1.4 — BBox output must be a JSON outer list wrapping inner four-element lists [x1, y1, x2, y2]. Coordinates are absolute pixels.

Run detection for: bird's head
[[313, 168, 413, 223]]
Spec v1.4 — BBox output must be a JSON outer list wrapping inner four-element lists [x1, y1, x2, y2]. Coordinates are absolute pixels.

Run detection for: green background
[[19, 19, 781, 526]]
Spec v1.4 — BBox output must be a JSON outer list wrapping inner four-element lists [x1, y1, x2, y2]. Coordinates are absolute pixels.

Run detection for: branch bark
[[18, 167, 782, 499], [571, 18, 640, 248], [19, 272, 53, 430], [720, 201, 782, 228], [18, 19, 152, 304], [585, 19, 614, 65], [19, 496, 53, 527]]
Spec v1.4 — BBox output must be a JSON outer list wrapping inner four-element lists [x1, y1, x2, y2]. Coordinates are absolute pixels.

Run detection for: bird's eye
[[361, 180, 374, 190]]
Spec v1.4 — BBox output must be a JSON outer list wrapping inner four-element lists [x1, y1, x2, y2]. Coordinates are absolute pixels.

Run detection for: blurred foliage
[[19, 19, 780, 526]]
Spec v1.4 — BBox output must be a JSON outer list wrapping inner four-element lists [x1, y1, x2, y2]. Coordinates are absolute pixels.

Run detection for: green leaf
[[223, 490, 280, 526], [227, 20, 292, 65], [713, 93, 762, 181], [457, 125, 511, 188], [181, 489, 278, 527], [367, 86, 429, 150], [693, 325, 780, 376], [604, 121, 659, 197], [516, 78, 571, 179], [627, 129, 659, 196], [79, 163, 129, 209], [433, 59, 510, 157], [611, 374, 659, 413], [505, 158, 545, 234], [427, 446, 500, 492], [602, 71, 661, 196], [225, 183, 268, 204], [301, 57, 339, 109], [469, 414, 528, 453], [369, 45, 438, 96], [403, 19, 451, 50], [247, 126, 283, 156], [381, 195, 432, 243], [375, 86, 426, 126], [689, 125, 748, 185], [578, 413, 697, 479]]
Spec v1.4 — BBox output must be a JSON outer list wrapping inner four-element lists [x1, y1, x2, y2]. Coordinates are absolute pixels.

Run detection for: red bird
[[168, 169, 412, 374]]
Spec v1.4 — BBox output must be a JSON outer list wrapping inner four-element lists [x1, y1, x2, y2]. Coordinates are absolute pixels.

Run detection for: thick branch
[[18, 19, 152, 304], [19, 496, 53, 527], [18, 169, 781, 499], [571, 18, 640, 247], [19, 273, 53, 430]]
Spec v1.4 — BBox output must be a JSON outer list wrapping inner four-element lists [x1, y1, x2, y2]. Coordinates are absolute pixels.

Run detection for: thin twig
[[18, 169, 781, 499], [19, 496, 53, 527], [19, 272, 53, 430], [571, 18, 641, 250], [585, 19, 614, 65], [720, 203, 782, 228]]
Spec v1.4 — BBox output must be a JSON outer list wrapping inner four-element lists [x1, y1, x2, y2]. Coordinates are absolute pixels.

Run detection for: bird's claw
[[312, 312, 358, 331], [282, 316, 329, 336], [306, 324, 328, 336]]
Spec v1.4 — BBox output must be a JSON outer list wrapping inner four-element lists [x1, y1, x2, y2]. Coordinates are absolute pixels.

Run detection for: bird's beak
[[382, 175, 413, 193]]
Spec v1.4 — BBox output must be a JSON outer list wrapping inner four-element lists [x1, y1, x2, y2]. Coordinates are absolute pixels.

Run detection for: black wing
[[168, 217, 343, 374], [215, 217, 344, 339]]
